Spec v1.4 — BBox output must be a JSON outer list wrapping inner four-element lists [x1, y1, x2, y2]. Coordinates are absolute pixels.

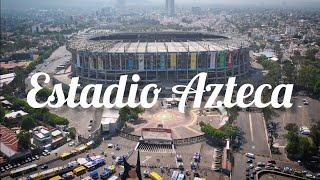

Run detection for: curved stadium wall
[[68, 32, 251, 87]]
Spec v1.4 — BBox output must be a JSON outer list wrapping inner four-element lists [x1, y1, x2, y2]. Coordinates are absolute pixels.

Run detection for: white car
[[300, 126, 311, 135], [108, 143, 114, 148], [68, 141, 75, 146], [306, 174, 315, 178], [245, 153, 255, 158]]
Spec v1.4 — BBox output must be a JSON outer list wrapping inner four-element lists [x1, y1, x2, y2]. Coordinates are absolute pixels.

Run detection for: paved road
[[236, 111, 270, 156], [33, 46, 71, 76], [232, 111, 271, 180], [50, 106, 96, 139]]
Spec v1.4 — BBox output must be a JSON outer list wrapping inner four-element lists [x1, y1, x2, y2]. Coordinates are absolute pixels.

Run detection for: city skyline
[[2, 0, 320, 9]]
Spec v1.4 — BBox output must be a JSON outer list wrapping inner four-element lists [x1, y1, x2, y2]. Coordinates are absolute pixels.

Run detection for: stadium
[[67, 31, 251, 88]]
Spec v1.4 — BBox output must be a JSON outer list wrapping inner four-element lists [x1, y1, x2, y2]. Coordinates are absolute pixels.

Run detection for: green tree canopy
[[69, 127, 76, 139], [119, 106, 145, 122], [21, 116, 37, 131], [17, 131, 31, 150], [0, 104, 5, 123], [285, 123, 317, 160], [310, 121, 320, 147]]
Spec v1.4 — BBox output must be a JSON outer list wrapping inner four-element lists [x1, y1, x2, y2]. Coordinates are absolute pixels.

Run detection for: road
[[235, 111, 270, 156], [232, 111, 271, 180], [33, 46, 71, 75]]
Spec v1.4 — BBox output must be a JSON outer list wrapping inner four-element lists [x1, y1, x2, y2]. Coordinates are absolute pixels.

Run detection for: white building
[[0, 73, 15, 90], [100, 108, 120, 134], [5, 110, 28, 119]]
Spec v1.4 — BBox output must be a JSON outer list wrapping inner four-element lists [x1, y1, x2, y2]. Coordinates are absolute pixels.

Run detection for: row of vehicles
[[16, 155, 105, 180], [2, 155, 39, 174], [27, 160, 80, 180], [87, 165, 116, 179], [245, 152, 319, 179], [60, 141, 94, 161], [171, 171, 185, 180]]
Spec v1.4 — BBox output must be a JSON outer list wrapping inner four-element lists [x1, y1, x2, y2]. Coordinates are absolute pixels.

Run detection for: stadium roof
[[68, 31, 249, 53]]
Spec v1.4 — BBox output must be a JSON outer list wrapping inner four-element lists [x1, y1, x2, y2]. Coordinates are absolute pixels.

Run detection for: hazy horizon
[[2, 0, 320, 10]]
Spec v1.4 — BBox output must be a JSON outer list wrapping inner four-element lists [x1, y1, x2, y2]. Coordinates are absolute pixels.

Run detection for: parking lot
[[268, 95, 320, 161], [50, 106, 97, 139], [232, 94, 320, 180]]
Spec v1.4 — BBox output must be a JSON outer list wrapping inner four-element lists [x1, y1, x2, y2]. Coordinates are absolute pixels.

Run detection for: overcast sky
[[2, 0, 320, 9]]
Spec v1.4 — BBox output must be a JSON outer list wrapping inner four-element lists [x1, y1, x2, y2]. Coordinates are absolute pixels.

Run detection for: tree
[[21, 116, 37, 131], [0, 67, 8, 75], [199, 122, 241, 147], [226, 106, 239, 123], [285, 123, 317, 160], [305, 48, 319, 61], [283, 61, 295, 83], [17, 131, 31, 150], [119, 106, 145, 122], [36, 88, 53, 102], [69, 127, 76, 139], [0, 104, 5, 122], [310, 121, 320, 147], [297, 136, 317, 160], [285, 123, 299, 133]]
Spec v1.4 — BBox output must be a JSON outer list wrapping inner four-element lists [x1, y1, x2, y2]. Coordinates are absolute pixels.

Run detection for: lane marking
[[142, 156, 152, 163], [249, 113, 254, 142]]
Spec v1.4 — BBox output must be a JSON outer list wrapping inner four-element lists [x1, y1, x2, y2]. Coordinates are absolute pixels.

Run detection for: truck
[[100, 169, 111, 179], [90, 170, 99, 179]]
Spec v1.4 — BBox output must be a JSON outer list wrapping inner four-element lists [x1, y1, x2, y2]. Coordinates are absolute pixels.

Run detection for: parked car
[[247, 159, 253, 163], [41, 164, 48, 169], [108, 143, 114, 148], [245, 153, 255, 159], [268, 160, 276, 164], [115, 144, 121, 150], [257, 162, 265, 167]]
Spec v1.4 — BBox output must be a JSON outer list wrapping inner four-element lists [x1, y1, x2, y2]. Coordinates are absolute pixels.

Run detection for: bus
[[10, 164, 38, 178], [49, 175, 63, 180], [73, 165, 86, 176], [60, 152, 72, 160], [84, 158, 105, 171], [29, 166, 64, 180], [150, 171, 163, 180], [76, 145, 88, 152]]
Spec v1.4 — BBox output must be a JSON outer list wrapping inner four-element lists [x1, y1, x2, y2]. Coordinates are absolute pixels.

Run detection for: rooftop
[[5, 110, 28, 119], [0, 125, 19, 157], [68, 31, 249, 53]]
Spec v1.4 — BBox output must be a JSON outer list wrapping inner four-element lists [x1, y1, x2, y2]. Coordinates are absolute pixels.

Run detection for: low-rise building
[[101, 108, 120, 134], [0, 73, 15, 90], [0, 61, 29, 73], [32, 126, 66, 150], [0, 125, 19, 161], [4, 110, 28, 119], [32, 127, 52, 148]]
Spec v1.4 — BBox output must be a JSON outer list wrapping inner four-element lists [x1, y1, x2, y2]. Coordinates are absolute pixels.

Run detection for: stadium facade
[[67, 32, 251, 88]]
